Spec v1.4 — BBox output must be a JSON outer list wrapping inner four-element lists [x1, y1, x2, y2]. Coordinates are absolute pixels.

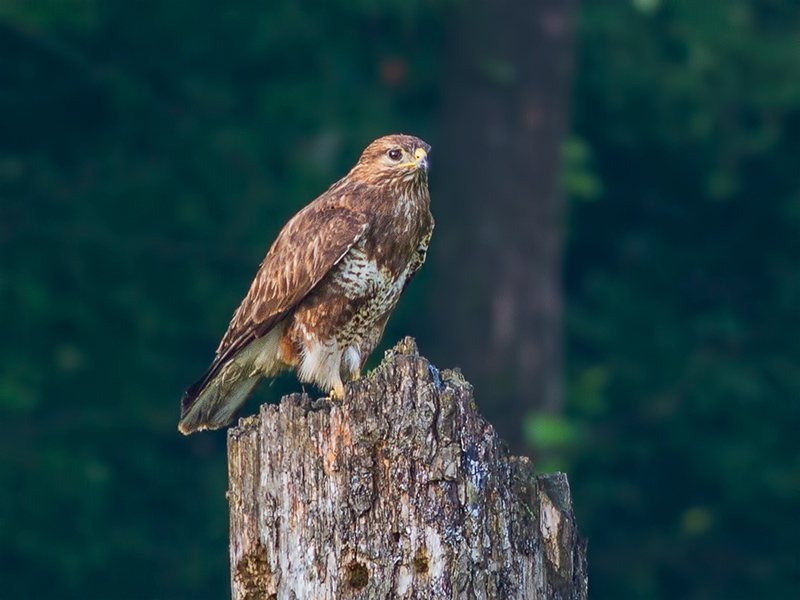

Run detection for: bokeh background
[[1, 1, 798, 598]]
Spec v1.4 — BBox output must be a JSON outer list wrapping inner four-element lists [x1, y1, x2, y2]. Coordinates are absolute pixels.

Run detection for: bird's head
[[350, 134, 431, 187]]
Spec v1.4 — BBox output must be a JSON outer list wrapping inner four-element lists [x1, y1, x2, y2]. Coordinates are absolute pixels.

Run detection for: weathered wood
[[227, 338, 587, 599]]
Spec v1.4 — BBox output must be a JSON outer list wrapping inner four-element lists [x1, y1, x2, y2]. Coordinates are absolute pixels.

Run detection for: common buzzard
[[179, 134, 433, 434]]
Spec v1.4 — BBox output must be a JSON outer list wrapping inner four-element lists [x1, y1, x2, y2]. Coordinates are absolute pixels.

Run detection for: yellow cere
[[398, 147, 428, 169]]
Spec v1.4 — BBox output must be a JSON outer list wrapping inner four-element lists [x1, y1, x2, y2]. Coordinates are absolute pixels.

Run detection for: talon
[[330, 382, 345, 400]]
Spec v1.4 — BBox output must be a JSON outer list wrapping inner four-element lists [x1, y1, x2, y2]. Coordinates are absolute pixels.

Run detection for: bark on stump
[[227, 338, 587, 600]]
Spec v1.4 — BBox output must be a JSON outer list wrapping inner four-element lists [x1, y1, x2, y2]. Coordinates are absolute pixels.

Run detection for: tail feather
[[179, 326, 286, 434], [178, 372, 260, 435]]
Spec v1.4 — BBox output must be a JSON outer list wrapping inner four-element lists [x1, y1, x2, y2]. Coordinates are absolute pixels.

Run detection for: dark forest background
[[1, 1, 798, 598]]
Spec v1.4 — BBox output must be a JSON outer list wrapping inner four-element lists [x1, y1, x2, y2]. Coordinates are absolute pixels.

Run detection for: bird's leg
[[330, 380, 345, 400]]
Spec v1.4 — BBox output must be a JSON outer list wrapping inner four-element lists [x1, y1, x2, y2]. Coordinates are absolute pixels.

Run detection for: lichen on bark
[[227, 337, 587, 599]]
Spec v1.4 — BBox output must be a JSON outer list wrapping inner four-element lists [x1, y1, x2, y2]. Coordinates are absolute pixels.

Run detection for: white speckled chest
[[330, 241, 411, 343]]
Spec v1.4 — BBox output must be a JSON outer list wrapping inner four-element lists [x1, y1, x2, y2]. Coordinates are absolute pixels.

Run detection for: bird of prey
[[179, 134, 433, 434]]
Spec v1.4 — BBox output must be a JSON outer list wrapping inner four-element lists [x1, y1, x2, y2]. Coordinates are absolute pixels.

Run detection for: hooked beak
[[398, 147, 429, 172], [414, 147, 429, 172]]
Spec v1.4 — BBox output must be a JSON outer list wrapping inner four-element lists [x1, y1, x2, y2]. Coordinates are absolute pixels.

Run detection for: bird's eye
[[387, 148, 402, 161]]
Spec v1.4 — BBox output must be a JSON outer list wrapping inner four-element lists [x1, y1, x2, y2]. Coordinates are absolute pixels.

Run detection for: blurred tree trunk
[[432, 0, 578, 449], [227, 338, 587, 600]]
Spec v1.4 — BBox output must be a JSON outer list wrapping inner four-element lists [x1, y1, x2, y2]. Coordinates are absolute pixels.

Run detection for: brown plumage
[[179, 134, 433, 434]]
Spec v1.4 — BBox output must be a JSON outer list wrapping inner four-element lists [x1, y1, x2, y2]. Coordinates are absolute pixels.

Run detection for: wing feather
[[218, 205, 368, 357], [180, 202, 368, 417]]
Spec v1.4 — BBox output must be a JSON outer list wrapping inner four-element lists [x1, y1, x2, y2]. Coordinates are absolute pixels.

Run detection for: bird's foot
[[329, 382, 345, 401]]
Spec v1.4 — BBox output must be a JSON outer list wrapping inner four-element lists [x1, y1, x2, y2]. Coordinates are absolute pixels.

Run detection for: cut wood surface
[[227, 338, 587, 599]]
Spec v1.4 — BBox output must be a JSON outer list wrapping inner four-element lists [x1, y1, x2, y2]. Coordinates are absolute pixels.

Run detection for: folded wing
[[179, 203, 368, 433]]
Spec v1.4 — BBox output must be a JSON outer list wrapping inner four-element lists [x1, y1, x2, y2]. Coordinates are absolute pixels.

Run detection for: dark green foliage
[[1, 1, 798, 599], [555, 1, 800, 598]]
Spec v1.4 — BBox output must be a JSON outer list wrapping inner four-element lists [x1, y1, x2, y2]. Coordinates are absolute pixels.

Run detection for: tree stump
[[227, 338, 587, 599]]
